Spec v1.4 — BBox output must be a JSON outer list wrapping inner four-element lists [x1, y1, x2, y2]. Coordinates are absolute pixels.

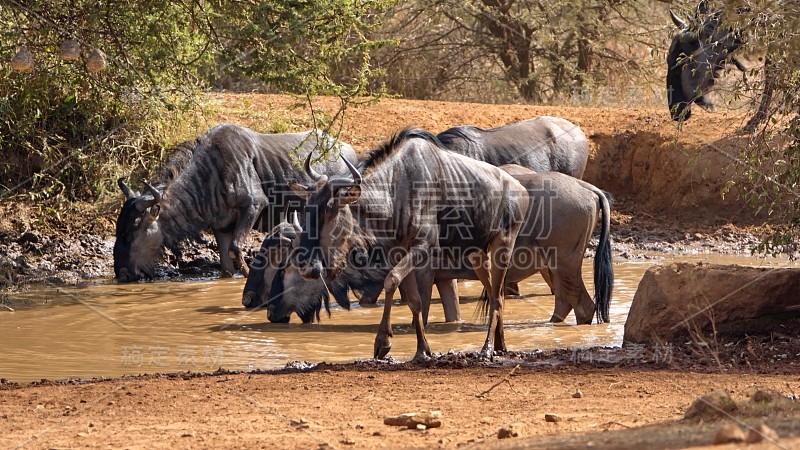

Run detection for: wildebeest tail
[[593, 189, 613, 324]]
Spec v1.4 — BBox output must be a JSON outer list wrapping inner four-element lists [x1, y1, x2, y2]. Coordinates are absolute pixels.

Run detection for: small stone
[[480, 417, 493, 424], [746, 424, 779, 443], [544, 414, 561, 423], [372, 431, 382, 436], [685, 391, 738, 419], [693, 233, 705, 240], [77, 432, 88, 438], [572, 390, 583, 398], [355, 423, 364, 430], [181, 432, 194, 438], [497, 422, 525, 439], [384, 410, 442, 429], [341, 437, 356, 445], [416, 424, 427, 431], [713, 424, 746, 445]]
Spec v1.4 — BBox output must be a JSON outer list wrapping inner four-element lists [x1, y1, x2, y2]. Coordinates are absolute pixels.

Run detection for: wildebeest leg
[[374, 246, 429, 359], [374, 290, 394, 359], [416, 270, 434, 325], [230, 204, 265, 278], [540, 268, 555, 294], [214, 230, 236, 277], [549, 269, 571, 323], [401, 274, 432, 362], [469, 248, 506, 359], [553, 259, 594, 325], [487, 237, 514, 355], [437, 279, 460, 323], [505, 281, 520, 296]]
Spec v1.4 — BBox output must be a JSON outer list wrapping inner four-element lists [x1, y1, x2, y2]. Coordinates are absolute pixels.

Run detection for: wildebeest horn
[[304, 151, 324, 182], [670, 10, 687, 29], [143, 181, 162, 204], [118, 177, 135, 199], [291, 211, 302, 232], [134, 181, 162, 212], [341, 156, 362, 185]]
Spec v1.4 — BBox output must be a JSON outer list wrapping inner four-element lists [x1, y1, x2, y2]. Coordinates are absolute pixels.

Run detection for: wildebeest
[[666, 3, 746, 121], [256, 163, 613, 326], [490, 165, 613, 325], [437, 116, 589, 178], [114, 123, 357, 282], [367, 116, 589, 301], [288, 128, 529, 360]]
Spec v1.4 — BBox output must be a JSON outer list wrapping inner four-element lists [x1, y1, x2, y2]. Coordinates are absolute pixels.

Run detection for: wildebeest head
[[113, 179, 164, 282], [242, 212, 332, 323], [289, 151, 363, 283], [666, 3, 742, 121]]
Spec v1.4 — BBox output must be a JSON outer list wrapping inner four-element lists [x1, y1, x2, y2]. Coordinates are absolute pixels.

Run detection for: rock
[[713, 424, 746, 445], [685, 391, 738, 420], [624, 263, 800, 344], [572, 390, 583, 398], [341, 437, 356, 445], [384, 410, 442, 429], [750, 390, 787, 403], [746, 423, 779, 443], [498, 422, 525, 439], [415, 424, 427, 431], [544, 414, 561, 423]]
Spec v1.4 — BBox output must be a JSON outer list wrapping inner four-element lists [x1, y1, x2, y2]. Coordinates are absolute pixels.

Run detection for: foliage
[[0, 0, 391, 204], [371, 0, 669, 104], [715, 0, 800, 257]]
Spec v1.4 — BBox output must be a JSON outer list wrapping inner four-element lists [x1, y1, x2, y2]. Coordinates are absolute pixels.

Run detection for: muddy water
[[1, 254, 796, 383]]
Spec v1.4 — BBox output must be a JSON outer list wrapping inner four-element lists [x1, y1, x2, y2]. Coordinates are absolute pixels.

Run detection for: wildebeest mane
[[436, 126, 481, 146], [156, 139, 198, 187], [362, 127, 445, 172]]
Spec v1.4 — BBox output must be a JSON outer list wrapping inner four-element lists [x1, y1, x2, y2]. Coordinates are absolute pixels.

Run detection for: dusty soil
[[2, 341, 799, 450]]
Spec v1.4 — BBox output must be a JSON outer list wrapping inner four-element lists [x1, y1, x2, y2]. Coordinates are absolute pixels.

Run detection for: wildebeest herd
[[113, 2, 746, 360], [114, 118, 613, 361]]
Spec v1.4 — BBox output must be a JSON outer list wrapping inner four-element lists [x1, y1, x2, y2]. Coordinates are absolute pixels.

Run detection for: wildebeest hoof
[[374, 341, 392, 360], [411, 352, 431, 363], [479, 345, 494, 361]]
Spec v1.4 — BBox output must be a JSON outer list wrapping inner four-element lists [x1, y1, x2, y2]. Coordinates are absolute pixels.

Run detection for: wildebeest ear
[[289, 183, 312, 199], [149, 204, 160, 220], [336, 185, 361, 205]]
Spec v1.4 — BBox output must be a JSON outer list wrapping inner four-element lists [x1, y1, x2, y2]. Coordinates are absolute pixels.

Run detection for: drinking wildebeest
[[241, 209, 460, 323], [288, 128, 529, 360], [666, 3, 746, 121], [114, 123, 357, 282], [254, 163, 613, 326], [116, 140, 198, 265]]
